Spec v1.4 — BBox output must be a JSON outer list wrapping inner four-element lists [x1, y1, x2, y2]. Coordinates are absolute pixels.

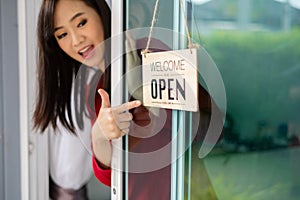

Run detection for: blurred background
[[188, 0, 300, 199]]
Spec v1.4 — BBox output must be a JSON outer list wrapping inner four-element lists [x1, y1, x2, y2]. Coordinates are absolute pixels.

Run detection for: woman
[[34, 0, 140, 199], [34, 0, 215, 199]]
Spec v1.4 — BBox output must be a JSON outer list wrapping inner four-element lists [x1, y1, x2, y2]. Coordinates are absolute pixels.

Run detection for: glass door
[[121, 0, 300, 200], [123, 1, 184, 199], [119, 0, 227, 199], [124, 1, 177, 199]]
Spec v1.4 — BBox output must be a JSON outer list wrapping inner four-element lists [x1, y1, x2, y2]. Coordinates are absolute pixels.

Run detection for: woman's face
[[54, 0, 105, 69]]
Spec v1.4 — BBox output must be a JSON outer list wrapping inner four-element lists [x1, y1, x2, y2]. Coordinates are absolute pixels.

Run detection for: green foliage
[[196, 29, 300, 140], [187, 30, 300, 199], [202, 29, 300, 71]]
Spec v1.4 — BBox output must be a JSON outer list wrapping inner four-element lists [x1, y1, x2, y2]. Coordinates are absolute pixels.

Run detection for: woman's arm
[[92, 122, 112, 168], [91, 89, 141, 167]]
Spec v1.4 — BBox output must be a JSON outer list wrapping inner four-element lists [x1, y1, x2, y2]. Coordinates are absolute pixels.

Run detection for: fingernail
[[98, 89, 101, 94], [136, 100, 142, 105]]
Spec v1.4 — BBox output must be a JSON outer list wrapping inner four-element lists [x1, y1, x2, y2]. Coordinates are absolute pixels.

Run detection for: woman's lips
[[78, 45, 95, 59]]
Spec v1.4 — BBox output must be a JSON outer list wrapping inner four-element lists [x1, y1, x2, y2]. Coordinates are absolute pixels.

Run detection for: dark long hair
[[33, 0, 111, 134]]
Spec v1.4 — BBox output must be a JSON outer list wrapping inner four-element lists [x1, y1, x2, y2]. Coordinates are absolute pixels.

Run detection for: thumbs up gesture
[[95, 89, 141, 140]]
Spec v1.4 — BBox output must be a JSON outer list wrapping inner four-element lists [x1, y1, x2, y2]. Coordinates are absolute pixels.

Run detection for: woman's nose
[[71, 31, 84, 47]]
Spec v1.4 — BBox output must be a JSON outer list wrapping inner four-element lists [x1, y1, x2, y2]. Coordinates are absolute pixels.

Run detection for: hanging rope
[[141, 0, 160, 57], [141, 0, 199, 57], [179, 0, 199, 51]]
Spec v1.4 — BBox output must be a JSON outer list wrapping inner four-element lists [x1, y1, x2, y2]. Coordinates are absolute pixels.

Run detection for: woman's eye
[[57, 33, 67, 40], [77, 19, 87, 28]]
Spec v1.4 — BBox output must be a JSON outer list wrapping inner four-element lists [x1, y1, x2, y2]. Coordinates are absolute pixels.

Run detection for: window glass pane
[[125, 1, 224, 199], [190, 0, 300, 199], [125, 1, 175, 199]]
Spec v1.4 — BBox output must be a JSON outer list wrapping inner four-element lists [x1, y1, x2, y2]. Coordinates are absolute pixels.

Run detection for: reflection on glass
[[125, 0, 300, 199], [125, 1, 221, 199], [190, 0, 300, 200], [125, 1, 175, 200]]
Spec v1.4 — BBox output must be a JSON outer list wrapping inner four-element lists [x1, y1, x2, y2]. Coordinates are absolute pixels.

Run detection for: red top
[[92, 155, 111, 186]]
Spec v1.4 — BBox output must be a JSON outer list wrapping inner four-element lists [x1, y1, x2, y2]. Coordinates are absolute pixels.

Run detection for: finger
[[116, 100, 141, 113], [98, 89, 111, 108], [116, 112, 133, 122], [120, 128, 130, 135], [118, 121, 131, 130]]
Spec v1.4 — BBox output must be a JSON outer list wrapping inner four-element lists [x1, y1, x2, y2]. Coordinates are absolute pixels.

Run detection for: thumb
[[98, 89, 111, 108]]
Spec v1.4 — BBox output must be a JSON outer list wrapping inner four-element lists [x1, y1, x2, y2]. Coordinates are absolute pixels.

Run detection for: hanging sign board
[[142, 48, 199, 112]]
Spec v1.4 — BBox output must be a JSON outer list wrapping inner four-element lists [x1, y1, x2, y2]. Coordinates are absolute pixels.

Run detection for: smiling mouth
[[78, 45, 95, 59]]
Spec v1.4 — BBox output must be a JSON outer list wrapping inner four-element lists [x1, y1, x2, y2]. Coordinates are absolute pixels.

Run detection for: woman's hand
[[96, 89, 141, 140], [92, 89, 141, 167]]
